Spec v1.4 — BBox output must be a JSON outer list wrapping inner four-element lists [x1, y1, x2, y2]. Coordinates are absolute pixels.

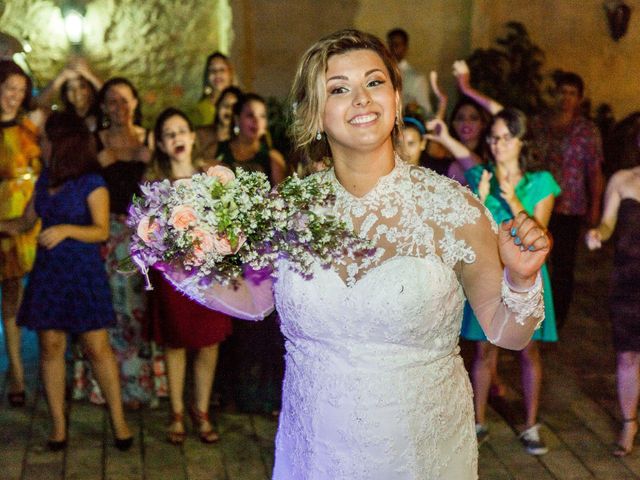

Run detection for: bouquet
[[125, 165, 374, 290]]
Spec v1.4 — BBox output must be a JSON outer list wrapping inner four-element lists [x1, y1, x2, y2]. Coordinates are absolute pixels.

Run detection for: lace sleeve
[[159, 265, 275, 321], [459, 191, 544, 350]]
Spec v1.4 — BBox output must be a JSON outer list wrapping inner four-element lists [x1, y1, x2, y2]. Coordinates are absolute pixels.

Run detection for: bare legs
[[2, 278, 25, 396], [81, 330, 131, 440], [471, 340, 543, 428], [615, 351, 640, 454], [165, 347, 187, 438], [39, 328, 130, 443], [165, 344, 219, 441], [193, 345, 219, 414], [520, 341, 542, 428], [471, 342, 499, 426], [39, 330, 67, 442]]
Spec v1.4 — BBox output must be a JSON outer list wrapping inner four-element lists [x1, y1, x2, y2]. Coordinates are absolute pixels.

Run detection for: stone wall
[[3, 1, 639, 124], [0, 0, 232, 125]]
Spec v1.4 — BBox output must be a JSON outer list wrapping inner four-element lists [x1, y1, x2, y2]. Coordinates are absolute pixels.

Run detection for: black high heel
[[47, 438, 67, 452], [114, 435, 134, 451], [108, 413, 134, 452]]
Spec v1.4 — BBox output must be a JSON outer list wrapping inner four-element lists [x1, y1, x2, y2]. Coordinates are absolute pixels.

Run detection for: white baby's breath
[[126, 167, 375, 289]]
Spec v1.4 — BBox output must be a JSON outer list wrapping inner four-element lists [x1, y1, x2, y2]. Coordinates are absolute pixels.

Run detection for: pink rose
[[206, 165, 235, 185], [191, 228, 215, 259], [137, 216, 160, 244], [212, 232, 246, 256], [169, 205, 197, 230]]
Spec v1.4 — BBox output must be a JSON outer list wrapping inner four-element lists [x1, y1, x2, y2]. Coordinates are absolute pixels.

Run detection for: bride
[[166, 29, 550, 479]]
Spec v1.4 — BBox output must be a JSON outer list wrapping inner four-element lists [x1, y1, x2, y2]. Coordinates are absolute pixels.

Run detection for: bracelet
[[501, 270, 545, 328], [503, 268, 541, 293]]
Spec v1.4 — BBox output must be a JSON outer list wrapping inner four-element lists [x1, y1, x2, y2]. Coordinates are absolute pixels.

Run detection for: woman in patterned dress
[[0, 60, 41, 407], [72, 78, 167, 408]]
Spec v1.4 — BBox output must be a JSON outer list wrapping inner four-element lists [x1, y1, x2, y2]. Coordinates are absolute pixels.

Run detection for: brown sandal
[[189, 406, 220, 444], [167, 411, 187, 445]]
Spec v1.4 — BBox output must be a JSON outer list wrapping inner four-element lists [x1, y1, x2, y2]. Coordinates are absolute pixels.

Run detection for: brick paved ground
[[1, 242, 636, 479]]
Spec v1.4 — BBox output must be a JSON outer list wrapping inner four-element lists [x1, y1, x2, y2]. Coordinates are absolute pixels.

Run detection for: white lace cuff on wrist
[[501, 270, 545, 328]]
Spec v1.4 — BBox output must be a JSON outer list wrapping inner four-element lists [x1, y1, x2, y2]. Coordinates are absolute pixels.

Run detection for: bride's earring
[[316, 130, 322, 141]]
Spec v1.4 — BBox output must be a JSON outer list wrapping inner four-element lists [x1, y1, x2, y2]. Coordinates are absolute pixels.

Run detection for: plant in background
[[466, 22, 547, 115], [267, 96, 293, 159]]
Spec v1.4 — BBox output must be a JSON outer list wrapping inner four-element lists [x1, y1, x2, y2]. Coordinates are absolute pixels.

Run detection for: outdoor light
[[605, 0, 632, 41], [63, 8, 84, 45]]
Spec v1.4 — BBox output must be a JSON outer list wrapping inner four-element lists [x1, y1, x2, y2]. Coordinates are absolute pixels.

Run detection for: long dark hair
[[152, 107, 195, 180], [231, 92, 267, 139], [212, 85, 243, 131], [45, 112, 99, 188], [96, 77, 143, 128], [0, 60, 33, 113], [201, 52, 233, 97], [449, 96, 491, 159], [60, 76, 99, 119], [488, 108, 542, 173]]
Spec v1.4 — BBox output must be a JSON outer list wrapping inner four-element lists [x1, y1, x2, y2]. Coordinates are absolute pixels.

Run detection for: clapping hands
[[497, 172, 516, 205], [478, 170, 492, 202]]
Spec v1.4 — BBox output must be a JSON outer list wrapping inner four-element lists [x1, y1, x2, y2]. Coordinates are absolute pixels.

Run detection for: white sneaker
[[475, 423, 489, 446], [519, 424, 549, 455]]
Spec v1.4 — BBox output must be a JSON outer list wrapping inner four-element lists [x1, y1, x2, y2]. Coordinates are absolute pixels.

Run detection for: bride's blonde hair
[[289, 29, 403, 166]]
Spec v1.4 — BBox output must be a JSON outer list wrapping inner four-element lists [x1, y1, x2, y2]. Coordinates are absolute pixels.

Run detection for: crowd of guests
[[0, 26, 638, 460]]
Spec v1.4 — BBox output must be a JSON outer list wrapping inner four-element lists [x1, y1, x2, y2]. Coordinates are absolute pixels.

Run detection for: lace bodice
[[268, 161, 485, 478], [320, 159, 489, 286]]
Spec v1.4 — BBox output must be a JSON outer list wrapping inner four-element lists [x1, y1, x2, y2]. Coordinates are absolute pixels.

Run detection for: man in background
[[530, 71, 604, 331], [387, 28, 432, 116]]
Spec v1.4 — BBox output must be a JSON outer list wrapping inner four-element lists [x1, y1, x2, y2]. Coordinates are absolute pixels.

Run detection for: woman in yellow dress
[[191, 52, 235, 127], [0, 60, 41, 407]]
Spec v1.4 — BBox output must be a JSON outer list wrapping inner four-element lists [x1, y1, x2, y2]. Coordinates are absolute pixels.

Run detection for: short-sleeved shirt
[[529, 115, 602, 216]]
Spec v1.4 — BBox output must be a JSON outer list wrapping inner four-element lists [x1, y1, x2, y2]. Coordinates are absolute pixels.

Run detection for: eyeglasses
[[162, 129, 190, 140], [486, 133, 515, 146]]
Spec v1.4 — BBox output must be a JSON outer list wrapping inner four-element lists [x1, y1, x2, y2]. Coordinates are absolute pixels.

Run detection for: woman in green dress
[[428, 108, 560, 456]]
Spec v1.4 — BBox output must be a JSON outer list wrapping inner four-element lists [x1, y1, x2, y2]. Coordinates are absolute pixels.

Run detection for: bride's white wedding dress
[[169, 159, 544, 480], [272, 162, 481, 479]]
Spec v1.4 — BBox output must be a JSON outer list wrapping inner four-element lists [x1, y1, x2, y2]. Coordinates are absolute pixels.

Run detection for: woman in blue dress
[[0, 113, 132, 451], [428, 108, 560, 455]]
